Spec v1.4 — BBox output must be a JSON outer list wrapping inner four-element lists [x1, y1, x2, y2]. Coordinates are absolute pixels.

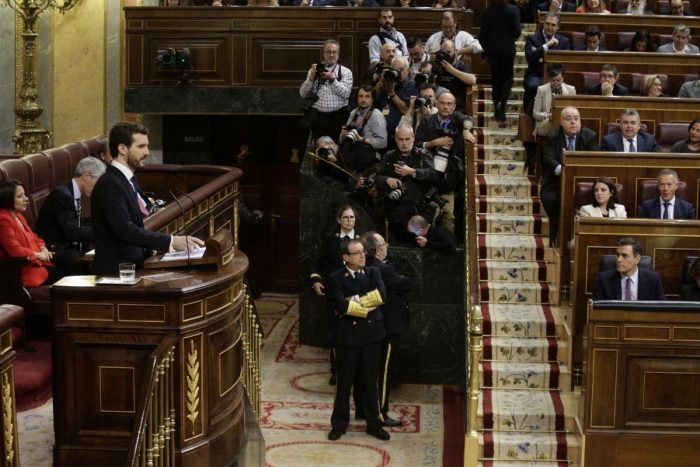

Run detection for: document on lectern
[[160, 248, 206, 261]]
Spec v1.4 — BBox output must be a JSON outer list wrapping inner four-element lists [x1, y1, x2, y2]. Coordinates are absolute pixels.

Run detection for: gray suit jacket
[[658, 42, 700, 54]]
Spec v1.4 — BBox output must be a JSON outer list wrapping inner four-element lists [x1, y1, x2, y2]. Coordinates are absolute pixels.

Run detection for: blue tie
[[566, 137, 575, 151], [627, 139, 636, 152], [663, 202, 670, 219]]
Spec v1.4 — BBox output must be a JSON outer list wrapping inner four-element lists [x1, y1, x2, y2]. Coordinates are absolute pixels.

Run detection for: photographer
[[400, 83, 438, 131], [368, 10, 408, 65], [300, 39, 354, 140], [433, 40, 476, 114], [416, 92, 475, 234], [374, 125, 437, 233], [374, 57, 418, 146], [314, 136, 348, 185], [425, 11, 483, 63], [339, 84, 388, 165], [407, 36, 430, 77], [365, 43, 397, 87]]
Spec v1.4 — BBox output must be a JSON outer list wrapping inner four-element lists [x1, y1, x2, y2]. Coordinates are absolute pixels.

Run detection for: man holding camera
[[407, 37, 430, 77], [374, 124, 437, 233], [368, 9, 408, 65], [374, 57, 418, 146], [340, 84, 388, 164], [434, 40, 476, 113], [425, 11, 483, 63], [416, 92, 475, 234], [366, 42, 398, 87], [400, 84, 438, 132], [300, 39, 354, 140]]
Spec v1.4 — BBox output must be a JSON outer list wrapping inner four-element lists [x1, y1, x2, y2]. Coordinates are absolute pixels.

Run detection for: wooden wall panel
[[590, 348, 618, 428]]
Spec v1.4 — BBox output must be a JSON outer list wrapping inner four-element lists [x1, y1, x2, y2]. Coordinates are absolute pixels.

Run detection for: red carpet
[[14, 339, 52, 412], [442, 385, 465, 467]]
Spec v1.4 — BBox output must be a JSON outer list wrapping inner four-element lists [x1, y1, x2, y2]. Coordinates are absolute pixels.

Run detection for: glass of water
[[119, 263, 136, 282]]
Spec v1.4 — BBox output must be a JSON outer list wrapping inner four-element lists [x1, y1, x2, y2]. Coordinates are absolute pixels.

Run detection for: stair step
[[477, 87, 525, 102], [477, 112, 520, 129], [478, 160, 528, 176], [477, 196, 540, 215], [477, 175, 537, 198], [476, 145, 526, 162], [478, 389, 576, 433], [478, 214, 542, 235], [479, 432, 580, 463], [481, 303, 565, 338], [478, 99, 524, 115], [481, 361, 571, 390], [476, 128, 518, 145], [484, 335, 569, 366], [479, 259, 546, 282], [479, 281, 555, 305], [478, 233, 545, 261]]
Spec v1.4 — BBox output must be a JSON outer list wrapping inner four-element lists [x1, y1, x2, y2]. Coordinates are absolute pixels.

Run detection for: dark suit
[[537, 1, 576, 11], [423, 224, 457, 254], [637, 197, 696, 219], [601, 132, 660, 152], [540, 127, 599, 242], [584, 82, 629, 96], [326, 266, 386, 433], [574, 44, 608, 51], [524, 32, 570, 113], [479, 2, 521, 113], [593, 268, 666, 300], [35, 181, 92, 253], [366, 256, 411, 417], [680, 284, 700, 301], [91, 164, 171, 274]]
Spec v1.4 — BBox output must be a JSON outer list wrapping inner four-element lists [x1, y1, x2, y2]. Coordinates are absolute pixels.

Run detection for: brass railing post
[[464, 305, 483, 467]]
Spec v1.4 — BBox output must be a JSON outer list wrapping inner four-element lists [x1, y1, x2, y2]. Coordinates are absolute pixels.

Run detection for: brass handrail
[[463, 121, 483, 467], [126, 334, 178, 467], [242, 283, 263, 419]]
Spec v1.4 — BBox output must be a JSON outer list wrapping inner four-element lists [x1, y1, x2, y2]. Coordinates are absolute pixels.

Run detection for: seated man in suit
[[532, 63, 576, 137], [523, 12, 570, 115], [574, 25, 608, 52], [669, 0, 690, 16], [541, 106, 599, 245], [638, 168, 696, 219], [593, 237, 666, 300], [657, 24, 700, 54], [36, 156, 106, 255], [601, 108, 660, 152], [537, 0, 576, 12], [91, 122, 204, 274], [584, 64, 628, 97]]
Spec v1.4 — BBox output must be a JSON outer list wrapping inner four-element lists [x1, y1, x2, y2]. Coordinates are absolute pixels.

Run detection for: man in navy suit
[[584, 64, 628, 96], [524, 12, 570, 114], [91, 122, 203, 274], [574, 26, 608, 51], [601, 109, 660, 152], [638, 168, 696, 219], [593, 237, 666, 300]]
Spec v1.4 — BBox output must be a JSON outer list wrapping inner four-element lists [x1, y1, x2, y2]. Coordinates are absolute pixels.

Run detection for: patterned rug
[[260, 294, 462, 466], [474, 25, 579, 465]]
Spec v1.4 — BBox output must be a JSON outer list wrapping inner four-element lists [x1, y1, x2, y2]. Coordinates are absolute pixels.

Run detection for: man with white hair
[[617, 0, 652, 14], [374, 56, 417, 143], [658, 24, 700, 53]]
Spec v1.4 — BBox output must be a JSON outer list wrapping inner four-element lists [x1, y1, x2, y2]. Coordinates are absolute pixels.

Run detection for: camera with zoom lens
[[424, 187, 447, 208], [317, 147, 332, 159], [434, 128, 456, 173], [414, 96, 429, 109], [414, 72, 431, 86], [387, 183, 406, 201], [434, 50, 451, 64], [342, 123, 362, 144], [316, 62, 328, 75], [382, 67, 400, 82]]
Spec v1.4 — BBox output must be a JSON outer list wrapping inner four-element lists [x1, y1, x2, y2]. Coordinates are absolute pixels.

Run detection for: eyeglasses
[[378, 242, 389, 248], [341, 215, 355, 220], [347, 250, 365, 256]]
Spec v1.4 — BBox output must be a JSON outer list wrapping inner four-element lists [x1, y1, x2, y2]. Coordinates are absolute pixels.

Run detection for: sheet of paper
[[141, 272, 191, 282], [160, 248, 206, 261], [96, 277, 142, 285]]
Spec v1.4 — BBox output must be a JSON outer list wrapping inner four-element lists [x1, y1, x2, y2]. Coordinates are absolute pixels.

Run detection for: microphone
[[172, 186, 211, 237], [169, 190, 191, 269]]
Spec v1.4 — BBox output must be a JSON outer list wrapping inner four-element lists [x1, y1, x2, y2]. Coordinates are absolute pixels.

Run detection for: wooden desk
[[584, 300, 700, 467], [51, 253, 248, 466]]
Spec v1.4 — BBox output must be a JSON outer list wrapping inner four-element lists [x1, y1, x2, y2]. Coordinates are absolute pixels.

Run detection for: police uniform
[[326, 265, 386, 435]]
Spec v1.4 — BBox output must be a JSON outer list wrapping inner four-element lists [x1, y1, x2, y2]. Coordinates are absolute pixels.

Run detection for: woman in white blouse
[[578, 177, 627, 218]]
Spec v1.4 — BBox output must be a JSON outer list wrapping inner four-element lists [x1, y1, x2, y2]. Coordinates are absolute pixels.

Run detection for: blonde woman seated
[[578, 177, 627, 218], [576, 0, 610, 13], [640, 74, 666, 97]]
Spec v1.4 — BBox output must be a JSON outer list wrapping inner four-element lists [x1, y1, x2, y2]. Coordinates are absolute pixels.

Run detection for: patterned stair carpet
[[260, 294, 464, 466], [474, 26, 579, 465]]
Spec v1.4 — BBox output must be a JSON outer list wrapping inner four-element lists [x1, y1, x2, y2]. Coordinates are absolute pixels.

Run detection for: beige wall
[[51, 1, 107, 145]]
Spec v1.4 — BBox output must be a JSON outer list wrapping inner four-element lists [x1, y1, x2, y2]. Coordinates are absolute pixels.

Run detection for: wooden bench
[[544, 50, 700, 98], [570, 217, 700, 364]]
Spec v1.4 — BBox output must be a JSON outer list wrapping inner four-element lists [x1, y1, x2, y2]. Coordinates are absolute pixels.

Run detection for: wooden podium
[[50, 250, 249, 467]]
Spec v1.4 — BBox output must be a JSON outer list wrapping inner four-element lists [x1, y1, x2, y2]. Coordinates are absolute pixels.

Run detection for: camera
[[414, 72, 431, 86], [415, 96, 429, 109], [382, 67, 400, 82], [316, 62, 328, 75], [317, 147, 332, 159], [424, 187, 447, 208], [342, 123, 362, 144], [156, 48, 190, 69], [434, 50, 451, 63], [387, 183, 406, 201], [434, 129, 456, 173]]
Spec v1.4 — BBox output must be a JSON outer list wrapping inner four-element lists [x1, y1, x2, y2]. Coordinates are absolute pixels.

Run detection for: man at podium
[[91, 122, 203, 274]]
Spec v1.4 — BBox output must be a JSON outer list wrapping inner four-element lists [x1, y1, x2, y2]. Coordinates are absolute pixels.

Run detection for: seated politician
[[578, 177, 627, 218], [670, 118, 700, 153], [601, 109, 660, 152], [681, 257, 700, 301], [91, 122, 204, 275], [584, 64, 628, 96], [0, 179, 74, 287], [637, 168, 696, 219], [593, 237, 666, 300], [36, 156, 106, 255]]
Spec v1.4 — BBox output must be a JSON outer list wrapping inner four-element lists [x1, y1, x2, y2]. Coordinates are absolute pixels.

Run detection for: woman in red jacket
[[0, 179, 55, 287]]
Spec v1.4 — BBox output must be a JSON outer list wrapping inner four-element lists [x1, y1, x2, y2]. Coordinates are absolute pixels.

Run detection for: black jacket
[[593, 268, 666, 301], [541, 126, 599, 198], [480, 2, 522, 55], [374, 148, 435, 204], [326, 266, 386, 347], [309, 229, 362, 285], [35, 181, 92, 253], [366, 256, 411, 335], [525, 32, 571, 79], [91, 165, 171, 274]]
